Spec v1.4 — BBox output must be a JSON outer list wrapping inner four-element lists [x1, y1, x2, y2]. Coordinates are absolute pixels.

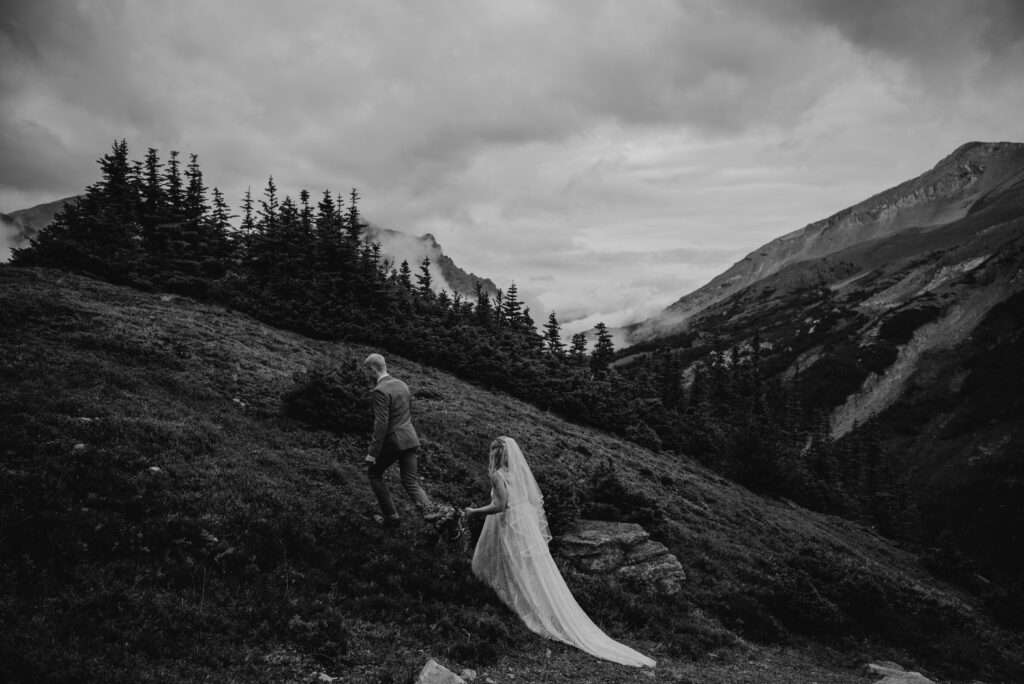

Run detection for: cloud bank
[[2, 0, 1023, 333]]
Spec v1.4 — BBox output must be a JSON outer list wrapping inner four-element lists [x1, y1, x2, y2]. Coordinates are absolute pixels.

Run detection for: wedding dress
[[471, 437, 656, 668]]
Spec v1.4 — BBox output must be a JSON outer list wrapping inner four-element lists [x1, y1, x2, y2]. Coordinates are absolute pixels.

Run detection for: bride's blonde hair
[[489, 437, 509, 472]]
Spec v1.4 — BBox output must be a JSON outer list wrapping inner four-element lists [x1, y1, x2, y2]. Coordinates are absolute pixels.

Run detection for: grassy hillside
[[2, 267, 1022, 683]]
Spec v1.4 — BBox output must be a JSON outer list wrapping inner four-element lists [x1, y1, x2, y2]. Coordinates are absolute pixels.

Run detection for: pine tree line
[[11, 143, 636, 431]]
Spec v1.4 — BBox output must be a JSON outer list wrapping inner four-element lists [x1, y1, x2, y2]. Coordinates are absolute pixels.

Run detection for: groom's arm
[[366, 387, 390, 461]]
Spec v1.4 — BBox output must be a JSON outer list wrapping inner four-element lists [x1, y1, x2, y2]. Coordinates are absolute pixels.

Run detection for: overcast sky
[[3, 0, 1023, 332]]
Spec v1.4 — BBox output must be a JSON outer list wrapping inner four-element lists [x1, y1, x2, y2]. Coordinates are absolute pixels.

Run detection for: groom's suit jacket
[[368, 374, 421, 459]]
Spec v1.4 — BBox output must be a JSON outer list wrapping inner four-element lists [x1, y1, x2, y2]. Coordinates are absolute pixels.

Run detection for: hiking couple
[[359, 353, 654, 668]]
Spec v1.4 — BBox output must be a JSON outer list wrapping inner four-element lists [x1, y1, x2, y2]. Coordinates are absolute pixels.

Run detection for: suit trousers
[[367, 446, 431, 518]]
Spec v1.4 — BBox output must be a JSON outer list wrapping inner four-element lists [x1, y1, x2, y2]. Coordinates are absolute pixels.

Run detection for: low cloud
[[368, 228, 459, 295], [1, 215, 23, 262]]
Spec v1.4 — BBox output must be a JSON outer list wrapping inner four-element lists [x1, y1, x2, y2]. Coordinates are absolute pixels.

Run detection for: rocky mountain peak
[[940, 140, 1024, 168]]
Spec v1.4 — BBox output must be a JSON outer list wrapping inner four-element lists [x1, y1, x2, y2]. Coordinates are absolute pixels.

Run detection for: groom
[[362, 353, 434, 528]]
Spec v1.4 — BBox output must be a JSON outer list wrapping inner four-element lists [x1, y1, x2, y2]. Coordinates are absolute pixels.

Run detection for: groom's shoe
[[373, 514, 401, 529]]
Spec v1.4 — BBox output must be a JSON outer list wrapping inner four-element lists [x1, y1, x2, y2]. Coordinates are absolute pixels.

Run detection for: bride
[[464, 436, 656, 668]]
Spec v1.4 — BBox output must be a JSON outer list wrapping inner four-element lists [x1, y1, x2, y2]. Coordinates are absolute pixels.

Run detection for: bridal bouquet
[[425, 503, 468, 550]]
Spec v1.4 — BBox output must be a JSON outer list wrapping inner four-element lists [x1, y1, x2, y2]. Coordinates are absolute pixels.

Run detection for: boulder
[[416, 658, 465, 684], [554, 519, 686, 594], [867, 662, 936, 684]]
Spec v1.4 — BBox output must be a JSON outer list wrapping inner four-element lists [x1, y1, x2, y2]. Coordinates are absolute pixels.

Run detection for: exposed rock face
[[554, 519, 686, 595]]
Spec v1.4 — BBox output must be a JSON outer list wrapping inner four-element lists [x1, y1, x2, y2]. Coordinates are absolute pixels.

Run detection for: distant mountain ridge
[[629, 141, 1024, 342], [1, 196, 78, 260], [1, 196, 497, 300]]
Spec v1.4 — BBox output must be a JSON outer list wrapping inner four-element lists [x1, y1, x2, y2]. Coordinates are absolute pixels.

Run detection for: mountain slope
[[2, 196, 79, 247], [617, 142, 1024, 587], [628, 141, 1024, 342], [2, 197, 79, 262], [2, 267, 1022, 682]]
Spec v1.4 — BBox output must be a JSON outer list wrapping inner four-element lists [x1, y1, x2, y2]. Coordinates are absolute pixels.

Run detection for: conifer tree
[[501, 282, 523, 327], [244, 177, 282, 278], [346, 188, 365, 242], [210, 187, 233, 231], [13, 139, 142, 279], [259, 176, 279, 233], [807, 411, 841, 509], [569, 332, 588, 366], [591, 322, 615, 376], [299, 189, 313, 234], [315, 190, 338, 239], [184, 153, 208, 223], [751, 329, 763, 395], [474, 281, 494, 328], [240, 187, 255, 238], [493, 287, 505, 327], [543, 311, 566, 357], [783, 361, 805, 448], [658, 347, 683, 409], [208, 187, 234, 270], [521, 307, 544, 352], [416, 257, 433, 299], [278, 195, 299, 228], [140, 147, 166, 233], [454, 292, 474, 319], [90, 139, 141, 269], [165, 150, 184, 218], [283, 193, 317, 278], [314, 189, 345, 274], [398, 260, 413, 290], [97, 139, 137, 227], [436, 289, 452, 311]]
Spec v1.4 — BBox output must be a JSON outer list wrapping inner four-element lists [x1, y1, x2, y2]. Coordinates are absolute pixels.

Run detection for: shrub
[[582, 458, 664, 527], [280, 357, 369, 434], [533, 462, 580, 536], [625, 420, 663, 451], [713, 592, 787, 644], [764, 567, 848, 637], [579, 501, 622, 522], [441, 612, 515, 664]]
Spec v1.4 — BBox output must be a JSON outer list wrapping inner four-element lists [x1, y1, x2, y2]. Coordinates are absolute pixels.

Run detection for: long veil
[[477, 437, 656, 668], [502, 437, 551, 552]]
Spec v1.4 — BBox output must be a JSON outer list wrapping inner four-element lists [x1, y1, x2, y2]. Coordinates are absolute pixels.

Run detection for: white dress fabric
[[471, 438, 656, 668]]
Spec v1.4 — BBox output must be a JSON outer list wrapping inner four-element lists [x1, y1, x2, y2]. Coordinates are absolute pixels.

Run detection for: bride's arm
[[464, 472, 508, 516]]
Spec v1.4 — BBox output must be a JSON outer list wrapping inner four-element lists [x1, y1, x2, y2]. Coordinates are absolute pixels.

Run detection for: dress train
[[471, 472, 655, 668]]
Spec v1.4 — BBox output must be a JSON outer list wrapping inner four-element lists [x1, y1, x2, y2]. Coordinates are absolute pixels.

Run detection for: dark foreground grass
[[1, 267, 1022, 683]]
